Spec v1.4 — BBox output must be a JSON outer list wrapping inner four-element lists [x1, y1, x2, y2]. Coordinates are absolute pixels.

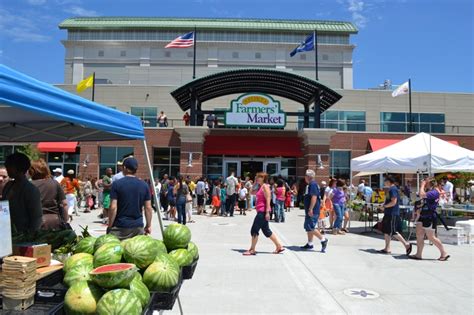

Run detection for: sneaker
[[300, 243, 314, 250], [321, 239, 329, 253]]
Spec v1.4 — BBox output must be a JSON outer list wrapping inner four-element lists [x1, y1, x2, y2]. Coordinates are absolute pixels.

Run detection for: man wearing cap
[[108, 157, 153, 240], [53, 168, 64, 183], [60, 169, 80, 219]]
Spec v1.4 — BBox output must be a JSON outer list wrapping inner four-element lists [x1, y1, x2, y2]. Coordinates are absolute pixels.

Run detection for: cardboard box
[[13, 243, 52, 268], [437, 227, 467, 245]]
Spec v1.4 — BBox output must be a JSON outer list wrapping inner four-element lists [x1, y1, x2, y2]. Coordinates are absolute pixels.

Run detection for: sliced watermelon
[[90, 263, 137, 289]]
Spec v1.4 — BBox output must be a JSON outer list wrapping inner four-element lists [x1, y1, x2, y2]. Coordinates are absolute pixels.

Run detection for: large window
[[280, 158, 297, 178], [206, 156, 223, 180], [47, 149, 81, 176], [99, 146, 134, 176], [131, 107, 158, 127], [330, 150, 351, 179], [153, 148, 180, 179], [298, 110, 366, 131], [0, 145, 15, 165], [380, 112, 445, 133]]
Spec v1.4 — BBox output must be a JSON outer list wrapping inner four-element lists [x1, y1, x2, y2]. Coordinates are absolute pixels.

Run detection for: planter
[[182, 258, 198, 280]]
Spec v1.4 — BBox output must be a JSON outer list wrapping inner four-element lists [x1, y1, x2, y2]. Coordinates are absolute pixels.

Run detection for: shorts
[[250, 212, 273, 238], [197, 194, 204, 206], [103, 192, 111, 209], [381, 215, 402, 236], [417, 214, 437, 230], [238, 200, 246, 209], [168, 199, 176, 207], [212, 196, 221, 207], [304, 211, 320, 232], [107, 226, 144, 241]]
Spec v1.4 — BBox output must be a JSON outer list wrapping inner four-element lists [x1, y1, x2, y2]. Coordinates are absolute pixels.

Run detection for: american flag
[[165, 32, 195, 48]]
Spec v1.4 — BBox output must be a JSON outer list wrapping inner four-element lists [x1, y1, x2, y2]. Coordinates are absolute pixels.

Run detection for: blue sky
[[0, 0, 472, 92]]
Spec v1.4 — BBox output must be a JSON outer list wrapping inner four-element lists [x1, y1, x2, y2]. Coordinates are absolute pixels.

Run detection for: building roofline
[[58, 17, 358, 34]]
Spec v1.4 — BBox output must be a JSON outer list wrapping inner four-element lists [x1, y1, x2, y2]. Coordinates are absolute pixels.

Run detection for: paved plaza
[[72, 208, 473, 315]]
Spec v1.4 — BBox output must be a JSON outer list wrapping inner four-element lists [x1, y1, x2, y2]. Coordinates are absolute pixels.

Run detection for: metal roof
[[170, 69, 342, 111], [59, 17, 358, 34]]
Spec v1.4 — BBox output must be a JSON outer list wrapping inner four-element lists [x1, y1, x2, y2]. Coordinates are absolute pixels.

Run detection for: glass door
[[224, 160, 240, 178], [264, 161, 280, 177]]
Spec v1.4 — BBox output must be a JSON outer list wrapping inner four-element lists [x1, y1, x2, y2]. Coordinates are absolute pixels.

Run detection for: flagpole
[[92, 72, 96, 102], [193, 27, 197, 79], [408, 78, 412, 132], [314, 29, 319, 81]]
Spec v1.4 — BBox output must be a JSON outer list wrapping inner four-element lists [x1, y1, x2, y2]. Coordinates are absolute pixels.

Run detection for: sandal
[[273, 247, 285, 254], [406, 243, 413, 256], [377, 249, 391, 254], [243, 250, 256, 256], [438, 255, 450, 261], [408, 255, 422, 260]]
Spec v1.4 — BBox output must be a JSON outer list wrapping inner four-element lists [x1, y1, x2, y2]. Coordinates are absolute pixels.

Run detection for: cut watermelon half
[[90, 263, 137, 289]]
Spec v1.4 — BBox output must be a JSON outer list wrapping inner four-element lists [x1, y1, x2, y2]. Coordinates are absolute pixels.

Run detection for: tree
[[17, 144, 41, 161]]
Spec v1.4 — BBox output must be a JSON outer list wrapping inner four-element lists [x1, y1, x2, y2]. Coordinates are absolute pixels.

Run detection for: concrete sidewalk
[[72, 208, 473, 315]]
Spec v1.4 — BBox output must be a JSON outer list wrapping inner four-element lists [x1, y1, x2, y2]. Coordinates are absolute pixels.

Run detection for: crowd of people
[[0, 151, 452, 261]]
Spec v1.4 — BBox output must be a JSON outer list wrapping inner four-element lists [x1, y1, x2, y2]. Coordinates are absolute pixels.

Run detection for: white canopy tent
[[351, 133, 474, 175]]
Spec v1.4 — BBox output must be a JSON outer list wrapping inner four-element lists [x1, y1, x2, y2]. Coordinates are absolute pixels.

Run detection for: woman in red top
[[243, 172, 285, 256]]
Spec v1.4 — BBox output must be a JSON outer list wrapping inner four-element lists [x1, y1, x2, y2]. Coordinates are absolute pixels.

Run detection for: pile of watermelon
[[62, 223, 199, 314]]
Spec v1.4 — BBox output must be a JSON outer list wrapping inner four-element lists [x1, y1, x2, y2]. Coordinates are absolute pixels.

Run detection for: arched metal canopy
[[170, 68, 342, 112]]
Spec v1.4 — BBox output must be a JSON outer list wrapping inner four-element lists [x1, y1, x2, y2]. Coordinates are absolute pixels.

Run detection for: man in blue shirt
[[108, 157, 152, 240], [300, 169, 328, 252], [379, 176, 412, 255]]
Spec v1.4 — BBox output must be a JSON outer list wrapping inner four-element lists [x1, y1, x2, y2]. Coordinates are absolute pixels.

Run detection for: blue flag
[[290, 33, 315, 57]]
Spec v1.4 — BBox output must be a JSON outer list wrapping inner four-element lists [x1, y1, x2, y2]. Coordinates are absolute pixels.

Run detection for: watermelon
[[163, 223, 191, 251], [143, 259, 180, 292], [154, 239, 168, 255], [96, 289, 142, 315], [64, 253, 93, 273], [123, 235, 159, 269], [90, 263, 138, 289], [74, 236, 97, 255], [94, 243, 123, 268], [169, 249, 194, 267], [187, 241, 199, 260], [64, 264, 93, 287], [64, 281, 103, 315], [94, 234, 120, 252], [129, 275, 150, 308], [154, 253, 180, 270]]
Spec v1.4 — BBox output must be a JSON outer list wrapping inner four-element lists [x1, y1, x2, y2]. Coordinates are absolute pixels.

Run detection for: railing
[[142, 119, 474, 135]]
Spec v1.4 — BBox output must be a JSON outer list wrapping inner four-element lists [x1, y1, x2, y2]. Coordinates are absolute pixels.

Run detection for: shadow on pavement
[[285, 245, 323, 253], [230, 249, 273, 255], [358, 248, 384, 255]]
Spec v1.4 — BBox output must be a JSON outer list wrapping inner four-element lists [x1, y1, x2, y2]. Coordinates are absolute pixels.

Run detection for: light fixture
[[187, 152, 193, 167], [317, 154, 324, 169]]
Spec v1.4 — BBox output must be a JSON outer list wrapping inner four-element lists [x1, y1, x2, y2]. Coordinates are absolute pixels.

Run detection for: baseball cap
[[321, 181, 327, 185], [123, 157, 138, 171], [67, 169, 74, 175], [53, 168, 63, 173]]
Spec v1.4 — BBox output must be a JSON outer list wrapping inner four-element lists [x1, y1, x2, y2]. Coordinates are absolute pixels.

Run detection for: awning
[[204, 135, 303, 157], [37, 142, 78, 153], [369, 138, 459, 151]]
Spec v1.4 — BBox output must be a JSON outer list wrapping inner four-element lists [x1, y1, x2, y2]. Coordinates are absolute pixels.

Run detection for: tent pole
[[142, 140, 184, 315]]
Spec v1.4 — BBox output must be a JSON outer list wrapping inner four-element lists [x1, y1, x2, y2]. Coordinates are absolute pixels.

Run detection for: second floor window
[[380, 112, 445, 133], [131, 107, 158, 127]]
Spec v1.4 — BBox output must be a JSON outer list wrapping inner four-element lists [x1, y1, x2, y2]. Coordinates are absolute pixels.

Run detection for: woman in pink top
[[243, 172, 285, 256], [274, 179, 286, 223]]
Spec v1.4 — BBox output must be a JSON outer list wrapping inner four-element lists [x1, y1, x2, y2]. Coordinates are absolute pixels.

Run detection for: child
[[238, 185, 248, 215], [220, 184, 227, 216]]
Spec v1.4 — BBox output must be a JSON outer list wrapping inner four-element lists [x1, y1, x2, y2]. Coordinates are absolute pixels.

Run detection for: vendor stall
[[0, 65, 192, 314]]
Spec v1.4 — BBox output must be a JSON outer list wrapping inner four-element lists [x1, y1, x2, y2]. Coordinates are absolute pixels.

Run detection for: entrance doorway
[[241, 161, 263, 179]]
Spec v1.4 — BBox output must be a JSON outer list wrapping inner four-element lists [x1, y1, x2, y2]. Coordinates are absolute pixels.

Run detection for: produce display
[[60, 224, 199, 314]]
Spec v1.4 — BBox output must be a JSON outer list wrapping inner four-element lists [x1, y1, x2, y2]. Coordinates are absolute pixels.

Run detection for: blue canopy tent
[[0, 64, 168, 250]]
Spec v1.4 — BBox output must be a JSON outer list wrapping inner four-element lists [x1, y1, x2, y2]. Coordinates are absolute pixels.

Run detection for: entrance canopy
[[352, 133, 474, 174], [0, 65, 144, 142], [171, 68, 342, 112], [37, 142, 78, 153]]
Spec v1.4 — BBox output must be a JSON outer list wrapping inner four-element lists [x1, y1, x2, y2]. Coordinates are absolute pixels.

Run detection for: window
[[99, 146, 134, 176], [298, 110, 366, 131], [187, 51, 193, 58], [164, 51, 171, 58], [322, 54, 329, 61], [153, 148, 180, 178], [380, 112, 445, 133], [232, 52, 239, 59], [330, 151, 351, 179], [299, 54, 306, 60], [98, 50, 104, 57], [255, 52, 262, 59], [205, 156, 223, 180], [0, 145, 15, 165], [46, 148, 81, 176], [280, 158, 297, 178], [131, 107, 157, 127], [120, 50, 126, 57]]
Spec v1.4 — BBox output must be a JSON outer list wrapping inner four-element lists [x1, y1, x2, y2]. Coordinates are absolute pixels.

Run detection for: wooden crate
[[2, 294, 35, 311]]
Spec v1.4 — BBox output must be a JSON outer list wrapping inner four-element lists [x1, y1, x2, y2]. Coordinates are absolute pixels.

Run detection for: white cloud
[[0, 8, 52, 42], [346, 0, 368, 28], [64, 6, 98, 16], [27, 0, 47, 5]]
